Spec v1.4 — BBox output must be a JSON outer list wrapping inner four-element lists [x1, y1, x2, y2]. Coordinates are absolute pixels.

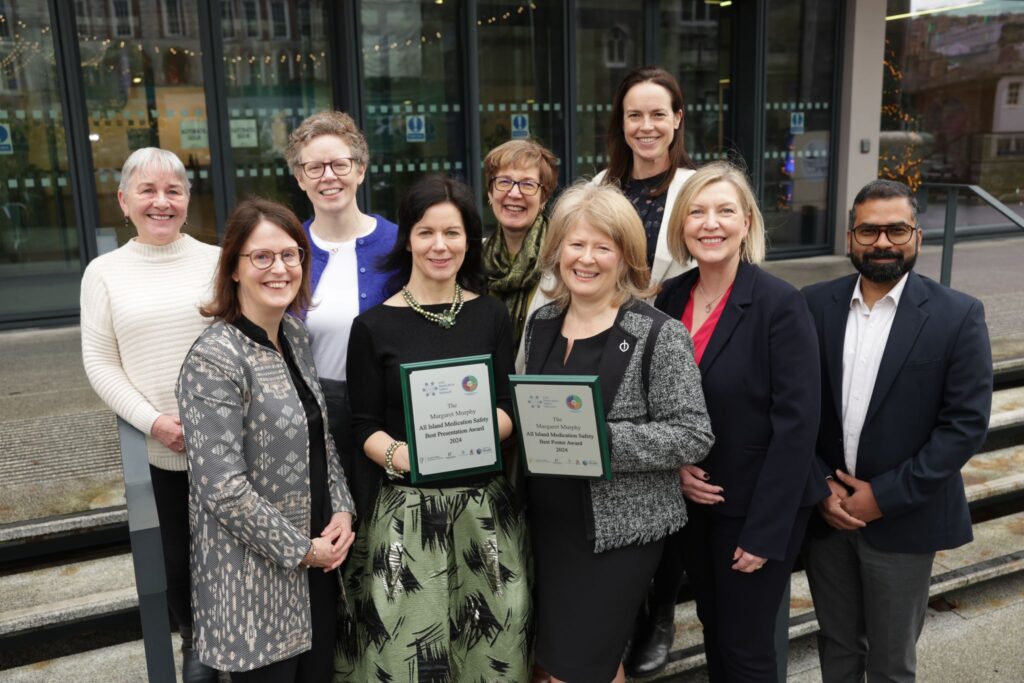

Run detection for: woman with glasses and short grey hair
[[284, 111, 399, 521]]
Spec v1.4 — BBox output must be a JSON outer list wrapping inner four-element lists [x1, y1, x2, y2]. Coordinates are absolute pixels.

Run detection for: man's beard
[[850, 247, 917, 283]]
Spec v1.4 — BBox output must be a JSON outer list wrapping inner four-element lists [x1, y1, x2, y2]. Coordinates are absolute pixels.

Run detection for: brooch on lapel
[[619, 340, 630, 353]]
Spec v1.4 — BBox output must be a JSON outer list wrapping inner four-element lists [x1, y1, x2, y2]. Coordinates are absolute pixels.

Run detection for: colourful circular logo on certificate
[[566, 394, 583, 411], [462, 375, 478, 393]]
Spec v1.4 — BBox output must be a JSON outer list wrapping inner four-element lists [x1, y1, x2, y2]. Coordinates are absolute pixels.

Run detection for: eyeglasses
[[850, 222, 917, 246], [298, 158, 357, 179], [239, 247, 305, 269], [491, 176, 542, 196]]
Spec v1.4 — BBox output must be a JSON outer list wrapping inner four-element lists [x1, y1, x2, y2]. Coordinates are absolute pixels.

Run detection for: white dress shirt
[[841, 273, 909, 476]]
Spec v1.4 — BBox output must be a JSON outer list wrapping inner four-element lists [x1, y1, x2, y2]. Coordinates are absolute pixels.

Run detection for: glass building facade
[[5, 0, 949, 329]]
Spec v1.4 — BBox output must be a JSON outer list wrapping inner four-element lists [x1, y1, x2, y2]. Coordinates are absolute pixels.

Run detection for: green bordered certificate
[[508, 375, 612, 480], [399, 354, 503, 484]]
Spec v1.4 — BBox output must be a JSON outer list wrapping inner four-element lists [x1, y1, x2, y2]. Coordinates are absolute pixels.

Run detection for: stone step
[[0, 552, 136, 637], [990, 385, 1024, 433], [646, 509, 1024, 680], [0, 635, 182, 682], [962, 444, 1024, 504]]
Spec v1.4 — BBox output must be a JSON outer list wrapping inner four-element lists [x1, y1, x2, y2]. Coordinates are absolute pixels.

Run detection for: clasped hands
[[678, 464, 766, 574], [818, 470, 882, 530], [304, 511, 356, 572]]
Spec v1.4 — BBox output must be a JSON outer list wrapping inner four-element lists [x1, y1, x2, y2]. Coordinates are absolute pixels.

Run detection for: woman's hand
[[151, 414, 184, 453], [303, 536, 345, 570], [679, 464, 724, 505], [392, 444, 411, 474], [731, 547, 767, 573], [319, 512, 356, 570]]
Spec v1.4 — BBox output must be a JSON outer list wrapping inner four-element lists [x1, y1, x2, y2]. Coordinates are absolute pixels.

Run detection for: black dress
[[529, 329, 666, 683]]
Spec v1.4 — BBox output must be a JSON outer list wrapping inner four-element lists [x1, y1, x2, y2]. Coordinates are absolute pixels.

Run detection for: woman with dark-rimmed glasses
[[284, 111, 399, 521], [177, 198, 356, 681], [482, 139, 559, 348]]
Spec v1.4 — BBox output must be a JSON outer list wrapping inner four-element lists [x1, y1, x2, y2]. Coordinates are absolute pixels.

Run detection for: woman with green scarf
[[482, 139, 559, 347]]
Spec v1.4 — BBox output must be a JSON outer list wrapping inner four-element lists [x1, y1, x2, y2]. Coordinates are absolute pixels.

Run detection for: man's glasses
[[850, 223, 917, 246], [491, 176, 542, 196], [298, 158, 356, 179], [240, 247, 305, 270]]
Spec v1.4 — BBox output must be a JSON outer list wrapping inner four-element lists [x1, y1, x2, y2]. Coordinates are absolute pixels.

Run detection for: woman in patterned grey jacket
[[177, 199, 355, 681]]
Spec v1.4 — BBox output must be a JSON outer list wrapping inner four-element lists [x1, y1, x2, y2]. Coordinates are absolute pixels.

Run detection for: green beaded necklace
[[401, 283, 464, 329]]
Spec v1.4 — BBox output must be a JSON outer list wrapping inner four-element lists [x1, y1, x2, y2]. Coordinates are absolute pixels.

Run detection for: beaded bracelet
[[384, 440, 408, 480]]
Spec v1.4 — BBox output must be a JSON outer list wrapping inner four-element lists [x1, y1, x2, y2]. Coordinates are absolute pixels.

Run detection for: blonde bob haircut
[[667, 161, 766, 265], [539, 182, 656, 309]]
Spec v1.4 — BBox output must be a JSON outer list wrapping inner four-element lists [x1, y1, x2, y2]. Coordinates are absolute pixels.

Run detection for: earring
[[183, 216, 190, 229], [123, 214, 130, 230]]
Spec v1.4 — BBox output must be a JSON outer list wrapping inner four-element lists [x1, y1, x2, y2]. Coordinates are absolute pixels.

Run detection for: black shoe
[[180, 626, 218, 683], [624, 601, 676, 678]]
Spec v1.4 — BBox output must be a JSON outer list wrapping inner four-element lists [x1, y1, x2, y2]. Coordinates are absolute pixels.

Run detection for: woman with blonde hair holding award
[[522, 182, 713, 683]]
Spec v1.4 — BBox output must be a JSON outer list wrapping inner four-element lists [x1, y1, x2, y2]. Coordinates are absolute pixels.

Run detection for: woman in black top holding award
[[522, 183, 713, 683], [335, 175, 530, 683]]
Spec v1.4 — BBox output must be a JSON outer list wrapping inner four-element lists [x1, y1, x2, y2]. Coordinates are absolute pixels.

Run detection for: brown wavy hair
[[201, 198, 312, 323], [603, 66, 693, 197]]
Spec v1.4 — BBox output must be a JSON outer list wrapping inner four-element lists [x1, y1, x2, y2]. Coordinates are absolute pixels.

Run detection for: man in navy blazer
[[802, 179, 992, 682]]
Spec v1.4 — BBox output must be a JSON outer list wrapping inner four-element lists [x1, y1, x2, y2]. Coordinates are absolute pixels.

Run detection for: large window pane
[[220, 0, 332, 218], [657, 0, 732, 163], [78, 1, 216, 249], [361, 0, 468, 220], [881, 0, 1024, 232], [0, 2, 82, 320], [575, 0, 644, 177], [477, 0, 566, 232], [762, 0, 839, 251]]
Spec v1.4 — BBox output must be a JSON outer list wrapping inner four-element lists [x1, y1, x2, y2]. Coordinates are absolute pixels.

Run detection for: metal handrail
[[919, 183, 1024, 287], [117, 417, 176, 683]]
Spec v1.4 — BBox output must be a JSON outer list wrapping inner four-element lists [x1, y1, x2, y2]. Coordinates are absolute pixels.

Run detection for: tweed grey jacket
[[176, 315, 354, 671], [524, 299, 713, 552]]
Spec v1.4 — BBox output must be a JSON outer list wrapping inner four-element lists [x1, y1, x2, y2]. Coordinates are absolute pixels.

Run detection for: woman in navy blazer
[[653, 162, 829, 682]]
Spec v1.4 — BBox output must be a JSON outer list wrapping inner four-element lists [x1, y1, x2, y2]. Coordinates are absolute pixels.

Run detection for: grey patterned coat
[[524, 299, 714, 552], [176, 315, 355, 671]]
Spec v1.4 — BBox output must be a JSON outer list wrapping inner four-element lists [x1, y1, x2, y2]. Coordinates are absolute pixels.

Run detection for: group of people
[[80, 65, 993, 683]]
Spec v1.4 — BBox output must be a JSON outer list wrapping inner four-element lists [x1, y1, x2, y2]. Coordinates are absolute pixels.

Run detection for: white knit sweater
[[81, 234, 220, 470]]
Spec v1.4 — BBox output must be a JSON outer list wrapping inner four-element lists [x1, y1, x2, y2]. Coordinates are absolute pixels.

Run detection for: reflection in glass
[[881, 0, 1024, 232], [761, 0, 838, 251], [360, 0, 467, 220], [78, 1, 216, 248], [220, 0, 332, 218], [575, 0, 644, 177], [657, 0, 732, 164], [477, 0, 565, 231], [0, 2, 82, 319]]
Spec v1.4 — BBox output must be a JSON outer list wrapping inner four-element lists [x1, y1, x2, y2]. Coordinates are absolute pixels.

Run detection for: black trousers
[[149, 465, 191, 630], [679, 506, 812, 683], [650, 528, 688, 604], [229, 567, 340, 683]]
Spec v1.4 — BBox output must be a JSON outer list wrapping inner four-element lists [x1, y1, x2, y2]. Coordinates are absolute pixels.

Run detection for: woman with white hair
[[80, 147, 220, 682]]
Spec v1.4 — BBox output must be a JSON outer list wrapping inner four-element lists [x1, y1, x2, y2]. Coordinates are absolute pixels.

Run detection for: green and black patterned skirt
[[334, 475, 532, 682]]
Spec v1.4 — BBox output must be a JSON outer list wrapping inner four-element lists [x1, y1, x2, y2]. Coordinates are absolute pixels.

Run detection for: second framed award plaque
[[509, 375, 612, 480], [399, 354, 503, 483]]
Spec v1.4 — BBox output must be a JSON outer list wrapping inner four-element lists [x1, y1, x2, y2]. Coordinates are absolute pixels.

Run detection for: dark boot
[[625, 601, 676, 677], [180, 626, 218, 683]]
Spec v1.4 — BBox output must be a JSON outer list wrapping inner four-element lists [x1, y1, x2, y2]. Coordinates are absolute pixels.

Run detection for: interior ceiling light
[[886, 1, 984, 21]]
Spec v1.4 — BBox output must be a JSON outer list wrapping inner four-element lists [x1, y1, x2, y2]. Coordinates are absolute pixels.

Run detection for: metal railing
[[921, 183, 1024, 287], [117, 417, 176, 683]]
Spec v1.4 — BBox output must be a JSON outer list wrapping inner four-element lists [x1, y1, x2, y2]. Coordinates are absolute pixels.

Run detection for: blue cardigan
[[302, 214, 400, 313]]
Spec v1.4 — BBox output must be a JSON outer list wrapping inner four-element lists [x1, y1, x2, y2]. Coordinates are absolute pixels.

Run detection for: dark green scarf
[[483, 214, 548, 347]]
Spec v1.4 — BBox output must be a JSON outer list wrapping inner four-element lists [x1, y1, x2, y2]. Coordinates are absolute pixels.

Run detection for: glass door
[[77, 0, 217, 249], [477, 0, 566, 232], [359, 0, 469, 221], [0, 2, 83, 320]]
